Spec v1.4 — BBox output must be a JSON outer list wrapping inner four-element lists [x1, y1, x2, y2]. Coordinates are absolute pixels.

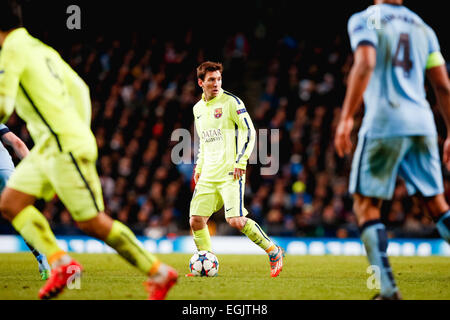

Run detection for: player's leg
[[353, 194, 400, 299], [227, 215, 284, 277], [76, 212, 177, 299], [221, 176, 283, 277], [349, 136, 407, 299], [189, 180, 220, 252], [190, 215, 211, 251], [0, 168, 51, 280], [226, 216, 279, 255], [76, 212, 164, 277], [23, 239, 51, 280], [0, 150, 65, 276], [0, 183, 79, 300], [421, 194, 450, 242], [51, 152, 177, 299], [0, 188, 59, 257]]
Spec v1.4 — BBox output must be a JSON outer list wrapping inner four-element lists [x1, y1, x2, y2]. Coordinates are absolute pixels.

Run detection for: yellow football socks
[[11, 205, 62, 259], [105, 220, 159, 275], [241, 218, 275, 252], [192, 226, 212, 252]]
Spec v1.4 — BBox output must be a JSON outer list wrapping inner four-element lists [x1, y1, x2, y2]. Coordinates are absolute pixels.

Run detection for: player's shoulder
[[193, 99, 204, 115], [348, 6, 374, 27], [402, 7, 434, 35], [222, 90, 244, 107], [1, 28, 27, 53], [347, 7, 373, 36]]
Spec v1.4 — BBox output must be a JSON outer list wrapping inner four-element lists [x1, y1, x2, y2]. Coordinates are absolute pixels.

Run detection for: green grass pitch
[[0, 253, 449, 300]]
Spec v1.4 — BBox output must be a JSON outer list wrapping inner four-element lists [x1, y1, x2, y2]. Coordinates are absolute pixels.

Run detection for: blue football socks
[[436, 211, 450, 243], [360, 220, 398, 298]]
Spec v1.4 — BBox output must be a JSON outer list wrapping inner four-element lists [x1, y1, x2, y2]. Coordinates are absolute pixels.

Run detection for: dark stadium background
[[0, 0, 449, 240]]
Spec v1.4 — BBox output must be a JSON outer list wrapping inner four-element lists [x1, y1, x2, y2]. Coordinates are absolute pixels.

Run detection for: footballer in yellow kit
[[0, 28, 102, 220], [189, 61, 284, 277], [0, 4, 177, 300]]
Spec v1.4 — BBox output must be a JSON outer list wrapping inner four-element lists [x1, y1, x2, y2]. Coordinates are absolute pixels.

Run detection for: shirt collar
[[202, 88, 223, 105]]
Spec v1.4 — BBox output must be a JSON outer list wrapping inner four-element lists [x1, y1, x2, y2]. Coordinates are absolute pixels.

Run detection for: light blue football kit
[[346, 3, 449, 299], [0, 124, 51, 279], [348, 3, 445, 199], [0, 124, 15, 190]]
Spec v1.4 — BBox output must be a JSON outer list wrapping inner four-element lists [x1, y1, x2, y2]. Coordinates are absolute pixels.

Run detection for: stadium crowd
[[1, 17, 449, 240]]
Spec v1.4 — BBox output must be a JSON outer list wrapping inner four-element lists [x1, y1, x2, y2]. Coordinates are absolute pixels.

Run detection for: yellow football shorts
[[7, 147, 104, 222], [189, 175, 248, 219]]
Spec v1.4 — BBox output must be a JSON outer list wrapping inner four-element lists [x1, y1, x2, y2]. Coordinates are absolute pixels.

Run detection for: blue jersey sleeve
[[425, 25, 441, 54], [347, 10, 378, 51], [0, 124, 9, 136]]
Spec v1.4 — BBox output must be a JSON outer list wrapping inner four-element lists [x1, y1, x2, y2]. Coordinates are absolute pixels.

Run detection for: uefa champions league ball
[[189, 251, 219, 277]]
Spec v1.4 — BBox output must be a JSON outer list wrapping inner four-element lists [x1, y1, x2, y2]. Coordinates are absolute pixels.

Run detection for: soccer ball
[[189, 251, 219, 277]]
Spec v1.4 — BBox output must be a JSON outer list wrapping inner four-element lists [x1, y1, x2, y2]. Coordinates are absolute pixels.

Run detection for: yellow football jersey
[[0, 28, 96, 159], [193, 88, 256, 182]]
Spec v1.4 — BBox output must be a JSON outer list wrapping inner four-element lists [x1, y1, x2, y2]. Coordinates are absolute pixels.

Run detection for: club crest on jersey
[[214, 108, 223, 119]]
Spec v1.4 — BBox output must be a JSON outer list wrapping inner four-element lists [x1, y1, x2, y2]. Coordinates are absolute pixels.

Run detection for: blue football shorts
[[0, 168, 14, 193], [349, 135, 444, 199]]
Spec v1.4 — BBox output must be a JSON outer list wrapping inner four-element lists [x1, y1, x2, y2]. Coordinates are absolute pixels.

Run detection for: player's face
[[199, 70, 222, 101]]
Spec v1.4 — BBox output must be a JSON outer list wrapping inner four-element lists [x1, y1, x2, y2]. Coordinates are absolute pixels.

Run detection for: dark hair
[[196, 61, 223, 80], [0, 0, 23, 31]]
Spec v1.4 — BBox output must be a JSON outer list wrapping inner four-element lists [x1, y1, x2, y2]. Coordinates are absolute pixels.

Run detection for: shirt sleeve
[[347, 10, 378, 52], [193, 112, 204, 174], [0, 43, 26, 123], [425, 25, 445, 69], [61, 59, 92, 126], [0, 124, 10, 136], [229, 99, 256, 170]]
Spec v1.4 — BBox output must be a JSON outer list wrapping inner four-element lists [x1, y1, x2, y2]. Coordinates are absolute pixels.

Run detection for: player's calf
[[235, 217, 284, 277], [422, 195, 450, 243]]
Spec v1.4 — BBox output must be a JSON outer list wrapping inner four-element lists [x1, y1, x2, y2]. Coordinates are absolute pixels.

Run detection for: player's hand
[[194, 172, 201, 184], [334, 117, 354, 157], [233, 167, 246, 180], [443, 137, 450, 171]]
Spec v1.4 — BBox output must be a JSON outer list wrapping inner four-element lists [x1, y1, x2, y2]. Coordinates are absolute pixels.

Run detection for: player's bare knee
[[77, 222, 106, 240], [76, 221, 95, 237], [190, 216, 206, 230], [0, 195, 16, 221], [227, 217, 246, 230], [77, 212, 113, 240]]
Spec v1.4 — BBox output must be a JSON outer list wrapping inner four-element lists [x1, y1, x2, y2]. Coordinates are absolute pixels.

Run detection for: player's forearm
[[340, 63, 373, 120], [427, 64, 450, 135], [434, 85, 450, 135], [235, 119, 256, 168], [12, 140, 29, 159]]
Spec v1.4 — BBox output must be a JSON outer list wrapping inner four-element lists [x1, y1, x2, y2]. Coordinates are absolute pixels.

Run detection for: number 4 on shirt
[[393, 33, 413, 77]]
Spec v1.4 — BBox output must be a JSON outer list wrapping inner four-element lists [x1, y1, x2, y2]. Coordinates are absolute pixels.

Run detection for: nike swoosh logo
[[196, 115, 201, 119], [226, 208, 233, 212], [0, 70, 4, 74]]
